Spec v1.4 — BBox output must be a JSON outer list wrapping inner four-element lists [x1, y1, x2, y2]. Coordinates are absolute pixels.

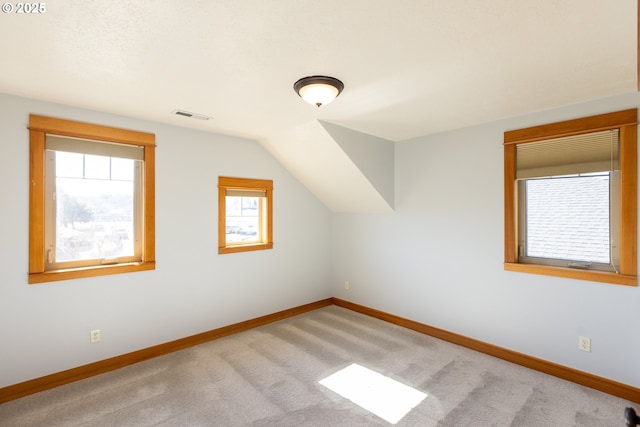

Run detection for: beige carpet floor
[[0, 305, 633, 426]]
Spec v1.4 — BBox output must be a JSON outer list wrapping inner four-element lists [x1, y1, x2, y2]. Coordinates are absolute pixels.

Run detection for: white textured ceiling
[[0, 1, 636, 209], [1, 0, 635, 141]]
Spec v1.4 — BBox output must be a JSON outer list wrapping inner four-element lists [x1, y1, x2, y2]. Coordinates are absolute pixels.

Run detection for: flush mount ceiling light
[[294, 75, 344, 107]]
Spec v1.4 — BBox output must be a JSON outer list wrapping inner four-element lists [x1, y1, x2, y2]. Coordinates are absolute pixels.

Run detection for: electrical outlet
[[578, 336, 591, 352], [90, 329, 101, 344], [344, 281, 350, 290]]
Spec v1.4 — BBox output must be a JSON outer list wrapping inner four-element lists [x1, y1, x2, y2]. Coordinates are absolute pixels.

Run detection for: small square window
[[218, 177, 273, 254]]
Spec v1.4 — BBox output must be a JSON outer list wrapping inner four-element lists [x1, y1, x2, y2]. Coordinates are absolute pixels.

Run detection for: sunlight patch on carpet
[[319, 363, 427, 424]]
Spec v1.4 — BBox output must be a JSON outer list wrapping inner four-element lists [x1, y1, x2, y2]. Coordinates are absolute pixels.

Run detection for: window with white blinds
[[503, 109, 637, 286], [516, 130, 621, 272], [28, 114, 156, 284], [44, 135, 145, 269]]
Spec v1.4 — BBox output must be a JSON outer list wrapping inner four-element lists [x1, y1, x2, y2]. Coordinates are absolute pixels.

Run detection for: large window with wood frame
[[504, 109, 637, 286], [218, 176, 273, 254], [28, 115, 156, 284]]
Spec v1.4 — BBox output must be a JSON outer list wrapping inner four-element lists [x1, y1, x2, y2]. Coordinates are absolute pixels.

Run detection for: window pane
[[525, 175, 610, 263], [55, 151, 84, 178], [84, 154, 111, 180], [225, 196, 259, 243], [55, 154, 137, 262], [111, 157, 135, 181]]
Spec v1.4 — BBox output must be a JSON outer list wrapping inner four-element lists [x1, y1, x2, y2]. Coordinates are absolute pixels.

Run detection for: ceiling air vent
[[171, 110, 211, 120]]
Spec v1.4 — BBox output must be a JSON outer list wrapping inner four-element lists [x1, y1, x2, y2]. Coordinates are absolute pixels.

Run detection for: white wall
[[319, 121, 395, 209], [0, 94, 332, 388], [3, 90, 640, 391], [331, 91, 640, 388]]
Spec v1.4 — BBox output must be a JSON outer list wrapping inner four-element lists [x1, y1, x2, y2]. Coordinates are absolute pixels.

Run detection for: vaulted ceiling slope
[[0, 1, 635, 211], [264, 121, 394, 213]]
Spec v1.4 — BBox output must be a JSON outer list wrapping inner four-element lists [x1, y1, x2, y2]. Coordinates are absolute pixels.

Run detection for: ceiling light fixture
[[294, 75, 344, 107]]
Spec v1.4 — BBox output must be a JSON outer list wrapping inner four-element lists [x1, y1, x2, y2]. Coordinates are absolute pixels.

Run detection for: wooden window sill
[[504, 262, 637, 287], [218, 243, 273, 255], [28, 261, 156, 284]]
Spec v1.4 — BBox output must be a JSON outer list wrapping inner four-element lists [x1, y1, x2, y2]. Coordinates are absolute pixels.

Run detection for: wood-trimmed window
[[218, 176, 273, 254], [504, 109, 637, 286], [28, 114, 156, 284]]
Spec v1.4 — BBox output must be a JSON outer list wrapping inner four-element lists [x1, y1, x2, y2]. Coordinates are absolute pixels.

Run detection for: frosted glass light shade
[[294, 76, 344, 107]]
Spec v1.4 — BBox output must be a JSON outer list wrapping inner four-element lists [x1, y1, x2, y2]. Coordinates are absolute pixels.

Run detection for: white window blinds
[[46, 135, 144, 160], [516, 129, 619, 179], [225, 189, 266, 198]]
